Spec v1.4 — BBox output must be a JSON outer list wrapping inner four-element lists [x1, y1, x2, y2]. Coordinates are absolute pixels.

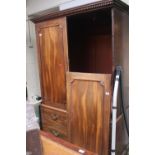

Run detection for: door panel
[[67, 72, 111, 155], [36, 18, 68, 107]]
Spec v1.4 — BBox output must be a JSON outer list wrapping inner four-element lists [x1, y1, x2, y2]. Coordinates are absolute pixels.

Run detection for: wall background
[[26, 19, 41, 101], [26, 0, 129, 101]]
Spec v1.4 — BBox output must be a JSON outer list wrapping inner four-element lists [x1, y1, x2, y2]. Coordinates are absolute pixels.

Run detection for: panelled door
[[36, 17, 68, 107], [67, 72, 111, 155]]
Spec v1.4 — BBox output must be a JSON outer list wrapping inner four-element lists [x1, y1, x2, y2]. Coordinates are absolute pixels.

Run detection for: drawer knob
[[51, 114, 59, 121], [50, 129, 60, 137]]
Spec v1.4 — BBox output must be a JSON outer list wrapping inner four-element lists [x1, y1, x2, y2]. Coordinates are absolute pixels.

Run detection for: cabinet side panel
[[112, 8, 129, 109], [112, 8, 129, 154]]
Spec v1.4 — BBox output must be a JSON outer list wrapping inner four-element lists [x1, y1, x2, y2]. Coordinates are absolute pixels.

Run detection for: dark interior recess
[[67, 9, 112, 74]]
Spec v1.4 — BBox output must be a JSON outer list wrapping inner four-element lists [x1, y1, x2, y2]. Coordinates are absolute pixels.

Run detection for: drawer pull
[[49, 129, 61, 137], [51, 114, 59, 121]]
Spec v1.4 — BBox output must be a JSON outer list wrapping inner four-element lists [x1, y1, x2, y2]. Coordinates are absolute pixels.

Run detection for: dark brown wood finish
[[67, 10, 112, 74], [29, 0, 128, 23], [33, 2, 129, 154], [67, 72, 112, 155], [112, 7, 129, 154], [112, 8, 129, 108], [36, 17, 69, 108], [116, 117, 129, 155], [27, 130, 43, 155]]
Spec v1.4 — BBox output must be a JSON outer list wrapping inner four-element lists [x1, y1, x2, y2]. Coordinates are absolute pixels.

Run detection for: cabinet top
[[29, 0, 128, 23]]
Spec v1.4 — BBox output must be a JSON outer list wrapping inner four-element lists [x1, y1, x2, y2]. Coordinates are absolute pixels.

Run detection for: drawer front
[[40, 106, 68, 135], [42, 124, 68, 140]]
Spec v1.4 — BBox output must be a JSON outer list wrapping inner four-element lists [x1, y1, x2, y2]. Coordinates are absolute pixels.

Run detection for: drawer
[[40, 105, 68, 135], [42, 124, 68, 140]]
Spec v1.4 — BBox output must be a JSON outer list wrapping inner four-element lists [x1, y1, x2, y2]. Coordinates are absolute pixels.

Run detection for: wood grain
[[68, 10, 112, 74], [112, 8, 129, 109], [112, 8, 129, 154], [36, 17, 68, 108], [34, 7, 129, 155], [40, 105, 68, 137], [67, 72, 111, 155], [41, 104, 67, 113], [42, 125, 68, 140], [40, 131, 97, 155]]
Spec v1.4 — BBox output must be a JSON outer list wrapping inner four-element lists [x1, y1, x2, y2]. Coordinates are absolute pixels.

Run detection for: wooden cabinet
[[32, 1, 129, 155]]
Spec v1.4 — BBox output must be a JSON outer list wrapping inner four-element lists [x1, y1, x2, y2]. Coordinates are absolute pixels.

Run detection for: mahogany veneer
[[33, 1, 129, 155]]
